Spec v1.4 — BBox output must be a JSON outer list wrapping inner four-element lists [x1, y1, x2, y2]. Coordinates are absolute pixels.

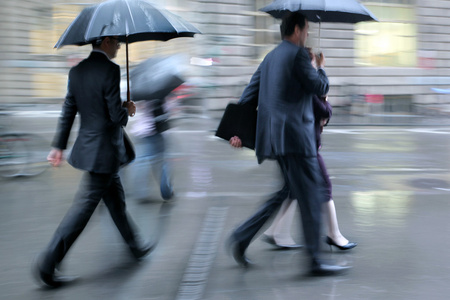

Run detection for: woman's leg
[[323, 199, 348, 246], [317, 152, 352, 246], [263, 198, 298, 245]]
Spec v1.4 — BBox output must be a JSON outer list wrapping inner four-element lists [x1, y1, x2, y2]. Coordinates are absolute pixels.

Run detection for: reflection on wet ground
[[1, 116, 450, 299]]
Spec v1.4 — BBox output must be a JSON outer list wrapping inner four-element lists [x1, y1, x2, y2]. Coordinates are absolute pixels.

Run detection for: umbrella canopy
[[260, 0, 378, 23], [130, 54, 186, 101], [55, 0, 201, 48], [54, 0, 200, 103]]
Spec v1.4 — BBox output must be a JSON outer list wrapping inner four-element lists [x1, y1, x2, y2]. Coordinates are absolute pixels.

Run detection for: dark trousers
[[232, 155, 327, 263], [317, 152, 332, 200], [41, 172, 140, 274]]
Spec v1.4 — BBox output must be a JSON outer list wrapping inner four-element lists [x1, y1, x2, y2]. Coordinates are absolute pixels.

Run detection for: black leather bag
[[120, 131, 136, 167], [215, 102, 257, 149]]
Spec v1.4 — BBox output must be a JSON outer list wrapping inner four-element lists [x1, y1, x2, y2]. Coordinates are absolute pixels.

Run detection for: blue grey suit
[[40, 51, 142, 274], [232, 40, 329, 264]]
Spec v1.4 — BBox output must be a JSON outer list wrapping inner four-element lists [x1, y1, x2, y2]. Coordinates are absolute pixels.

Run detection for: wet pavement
[[1, 108, 450, 299]]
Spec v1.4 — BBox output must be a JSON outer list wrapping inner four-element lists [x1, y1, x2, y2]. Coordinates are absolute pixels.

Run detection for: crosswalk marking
[[176, 207, 228, 300]]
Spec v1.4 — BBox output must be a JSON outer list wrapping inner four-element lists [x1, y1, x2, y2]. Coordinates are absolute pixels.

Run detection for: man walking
[[227, 12, 350, 275], [34, 36, 153, 288]]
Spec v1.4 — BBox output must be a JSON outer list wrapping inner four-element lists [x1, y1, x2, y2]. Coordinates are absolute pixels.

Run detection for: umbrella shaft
[[319, 22, 321, 50], [126, 38, 130, 102]]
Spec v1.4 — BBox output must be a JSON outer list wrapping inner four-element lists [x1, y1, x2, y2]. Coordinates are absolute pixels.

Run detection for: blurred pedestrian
[[130, 98, 174, 201], [227, 12, 350, 275], [33, 36, 153, 288], [262, 49, 357, 251]]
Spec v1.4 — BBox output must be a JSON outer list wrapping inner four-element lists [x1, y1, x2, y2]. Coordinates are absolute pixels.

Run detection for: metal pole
[[319, 22, 321, 50], [126, 36, 130, 103]]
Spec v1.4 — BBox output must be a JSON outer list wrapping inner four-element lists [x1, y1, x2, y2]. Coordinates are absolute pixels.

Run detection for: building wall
[[1, 0, 450, 112], [416, 0, 450, 103], [280, 1, 450, 108], [190, 0, 258, 110], [0, 0, 37, 103]]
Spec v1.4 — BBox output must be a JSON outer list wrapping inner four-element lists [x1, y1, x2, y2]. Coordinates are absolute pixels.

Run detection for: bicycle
[[0, 110, 49, 178]]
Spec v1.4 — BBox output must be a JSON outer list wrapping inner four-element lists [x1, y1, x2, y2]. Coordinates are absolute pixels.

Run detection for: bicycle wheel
[[20, 133, 50, 177], [0, 133, 28, 177]]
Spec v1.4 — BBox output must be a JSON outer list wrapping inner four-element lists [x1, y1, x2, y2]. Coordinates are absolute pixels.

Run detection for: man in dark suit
[[34, 36, 153, 288], [227, 12, 350, 275]]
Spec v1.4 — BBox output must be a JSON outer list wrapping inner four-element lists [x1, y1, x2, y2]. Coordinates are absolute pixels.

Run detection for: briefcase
[[215, 102, 257, 150], [120, 131, 136, 167]]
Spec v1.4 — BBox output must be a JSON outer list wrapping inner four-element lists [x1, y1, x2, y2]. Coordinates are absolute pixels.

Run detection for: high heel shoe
[[325, 236, 357, 251], [261, 234, 303, 249], [261, 234, 276, 246]]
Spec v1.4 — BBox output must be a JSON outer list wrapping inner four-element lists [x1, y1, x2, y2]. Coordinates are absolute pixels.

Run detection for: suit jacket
[[52, 51, 134, 173], [239, 40, 329, 163]]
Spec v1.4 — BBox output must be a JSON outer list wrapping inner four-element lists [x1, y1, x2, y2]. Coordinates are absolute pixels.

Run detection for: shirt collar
[[92, 49, 110, 60]]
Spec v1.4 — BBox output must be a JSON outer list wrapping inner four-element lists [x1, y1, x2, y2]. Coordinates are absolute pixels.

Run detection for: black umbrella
[[260, 0, 378, 48], [260, 0, 378, 23], [54, 0, 201, 102]]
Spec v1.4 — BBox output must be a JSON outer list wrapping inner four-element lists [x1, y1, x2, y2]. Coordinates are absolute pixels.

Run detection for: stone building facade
[[1, 0, 450, 113]]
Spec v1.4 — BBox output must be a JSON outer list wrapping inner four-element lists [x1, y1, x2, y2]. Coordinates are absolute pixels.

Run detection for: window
[[251, 0, 280, 61], [355, 1, 416, 67]]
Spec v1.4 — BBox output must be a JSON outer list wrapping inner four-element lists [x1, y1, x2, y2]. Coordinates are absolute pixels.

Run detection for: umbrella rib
[[55, 12, 85, 47], [85, 1, 106, 41], [124, 0, 136, 35], [158, 9, 187, 33]]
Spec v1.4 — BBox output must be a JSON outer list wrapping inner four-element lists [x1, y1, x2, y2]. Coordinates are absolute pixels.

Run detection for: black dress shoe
[[261, 235, 303, 249], [131, 243, 155, 260], [227, 238, 252, 268], [162, 190, 174, 201], [38, 270, 79, 288], [32, 254, 78, 288], [310, 261, 351, 276], [275, 243, 303, 249], [326, 236, 357, 251], [261, 234, 276, 245], [231, 244, 252, 268]]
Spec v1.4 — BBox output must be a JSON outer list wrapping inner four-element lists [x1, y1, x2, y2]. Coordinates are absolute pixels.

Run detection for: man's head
[[92, 36, 121, 59], [280, 12, 309, 47]]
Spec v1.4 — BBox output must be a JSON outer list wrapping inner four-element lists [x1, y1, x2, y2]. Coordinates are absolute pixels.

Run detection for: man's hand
[[306, 48, 318, 69], [320, 118, 329, 127], [123, 101, 136, 117], [315, 52, 325, 69], [47, 148, 64, 167], [230, 136, 243, 148]]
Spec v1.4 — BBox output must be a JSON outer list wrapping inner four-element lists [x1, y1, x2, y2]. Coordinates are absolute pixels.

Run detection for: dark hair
[[91, 37, 105, 48], [280, 11, 307, 38]]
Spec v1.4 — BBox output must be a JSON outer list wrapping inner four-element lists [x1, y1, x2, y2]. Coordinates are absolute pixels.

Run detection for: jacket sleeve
[[238, 65, 261, 108], [105, 64, 128, 127], [294, 48, 329, 97], [313, 95, 332, 121], [51, 72, 78, 150]]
